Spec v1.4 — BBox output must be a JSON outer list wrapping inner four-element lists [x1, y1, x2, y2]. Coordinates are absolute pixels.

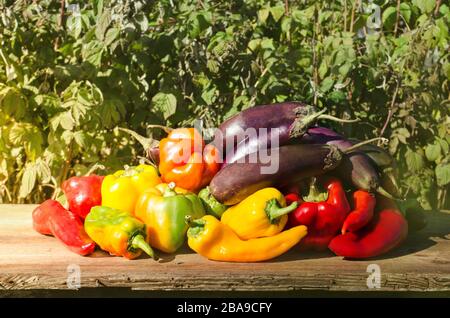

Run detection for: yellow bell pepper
[[101, 164, 161, 214], [221, 188, 298, 240], [85, 206, 155, 260], [187, 215, 307, 262]]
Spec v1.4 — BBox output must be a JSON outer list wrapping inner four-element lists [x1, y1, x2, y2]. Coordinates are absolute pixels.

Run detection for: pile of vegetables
[[32, 102, 425, 262]]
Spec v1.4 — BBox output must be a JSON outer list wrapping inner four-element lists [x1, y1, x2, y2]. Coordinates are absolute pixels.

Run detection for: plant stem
[[379, 79, 400, 145], [394, 0, 401, 36], [435, 0, 442, 17], [54, 0, 65, 50]]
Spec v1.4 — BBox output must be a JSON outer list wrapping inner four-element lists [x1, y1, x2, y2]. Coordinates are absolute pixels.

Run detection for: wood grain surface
[[0, 204, 449, 292]]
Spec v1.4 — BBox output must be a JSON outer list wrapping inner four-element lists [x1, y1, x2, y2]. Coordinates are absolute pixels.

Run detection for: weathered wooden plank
[[0, 204, 449, 292]]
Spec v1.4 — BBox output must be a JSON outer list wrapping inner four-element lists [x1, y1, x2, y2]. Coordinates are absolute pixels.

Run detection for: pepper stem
[[265, 199, 298, 223], [344, 137, 388, 154], [164, 182, 178, 196], [303, 177, 328, 202], [185, 215, 206, 238], [131, 234, 156, 259]]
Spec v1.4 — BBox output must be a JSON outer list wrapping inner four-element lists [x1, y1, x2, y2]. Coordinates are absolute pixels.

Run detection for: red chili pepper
[[341, 190, 375, 234], [62, 175, 104, 219], [32, 200, 96, 256], [329, 209, 408, 259], [287, 178, 350, 251]]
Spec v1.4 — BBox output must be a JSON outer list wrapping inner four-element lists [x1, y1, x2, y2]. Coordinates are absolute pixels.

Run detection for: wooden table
[[0, 204, 449, 296]]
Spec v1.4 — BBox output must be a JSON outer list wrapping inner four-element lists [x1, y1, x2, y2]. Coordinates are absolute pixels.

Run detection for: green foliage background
[[0, 0, 448, 209]]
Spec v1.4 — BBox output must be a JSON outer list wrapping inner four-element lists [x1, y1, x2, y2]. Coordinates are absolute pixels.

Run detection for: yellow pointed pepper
[[187, 215, 307, 262], [101, 164, 161, 214], [221, 188, 298, 240]]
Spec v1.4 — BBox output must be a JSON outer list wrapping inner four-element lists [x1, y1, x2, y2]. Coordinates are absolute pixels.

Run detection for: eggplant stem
[[318, 114, 360, 123], [377, 186, 403, 201], [147, 124, 173, 134], [290, 107, 359, 138], [344, 138, 388, 153]]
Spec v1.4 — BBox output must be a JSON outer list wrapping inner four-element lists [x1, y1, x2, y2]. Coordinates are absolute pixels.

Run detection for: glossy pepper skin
[[187, 215, 308, 262], [329, 209, 408, 259], [198, 186, 228, 218], [134, 183, 205, 253], [221, 188, 298, 240], [101, 164, 161, 214], [32, 200, 95, 256], [341, 190, 375, 234], [287, 178, 350, 251], [84, 206, 155, 260], [62, 175, 104, 219], [159, 128, 220, 192]]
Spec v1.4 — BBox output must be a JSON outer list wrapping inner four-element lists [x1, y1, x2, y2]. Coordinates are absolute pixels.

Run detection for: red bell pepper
[[329, 208, 408, 259], [32, 200, 96, 256], [341, 190, 375, 234], [62, 175, 104, 219], [287, 178, 350, 251]]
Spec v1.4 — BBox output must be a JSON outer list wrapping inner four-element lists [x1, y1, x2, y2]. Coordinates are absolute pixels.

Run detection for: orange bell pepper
[[159, 128, 220, 192]]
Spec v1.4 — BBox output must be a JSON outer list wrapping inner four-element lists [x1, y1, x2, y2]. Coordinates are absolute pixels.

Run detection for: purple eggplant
[[210, 144, 343, 205], [211, 102, 358, 163], [147, 146, 160, 165], [348, 138, 394, 168], [299, 127, 395, 198]]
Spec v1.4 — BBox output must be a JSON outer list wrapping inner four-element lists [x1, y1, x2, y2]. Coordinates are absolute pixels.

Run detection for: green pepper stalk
[[198, 186, 229, 218]]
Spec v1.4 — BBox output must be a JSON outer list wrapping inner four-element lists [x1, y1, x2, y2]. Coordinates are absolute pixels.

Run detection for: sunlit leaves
[[152, 93, 177, 120]]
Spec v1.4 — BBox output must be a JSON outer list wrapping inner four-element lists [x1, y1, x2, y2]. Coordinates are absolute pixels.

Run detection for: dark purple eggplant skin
[[209, 144, 342, 205], [300, 127, 381, 193], [212, 102, 308, 160], [348, 138, 394, 168], [147, 146, 160, 165]]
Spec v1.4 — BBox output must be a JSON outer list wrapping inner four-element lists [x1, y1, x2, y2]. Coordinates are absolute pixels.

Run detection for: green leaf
[[413, 0, 435, 14], [104, 27, 119, 46], [51, 112, 75, 131], [2, 89, 26, 119], [436, 163, 450, 186], [400, 3, 411, 23], [318, 61, 328, 79], [248, 39, 261, 52], [405, 149, 425, 172], [61, 130, 74, 145], [67, 15, 82, 39], [382, 6, 397, 29], [270, 6, 285, 22], [425, 143, 441, 162], [258, 8, 270, 24], [438, 139, 449, 154], [74, 131, 87, 149], [19, 164, 37, 199], [36, 159, 51, 183], [152, 93, 177, 120], [96, 9, 111, 40], [320, 77, 334, 93], [395, 128, 410, 144]]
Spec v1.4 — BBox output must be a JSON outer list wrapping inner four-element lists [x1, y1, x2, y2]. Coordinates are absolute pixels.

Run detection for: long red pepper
[[32, 200, 96, 256], [341, 190, 375, 234], [329, 209, 408, 259], [62, 175, 104, 219]]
